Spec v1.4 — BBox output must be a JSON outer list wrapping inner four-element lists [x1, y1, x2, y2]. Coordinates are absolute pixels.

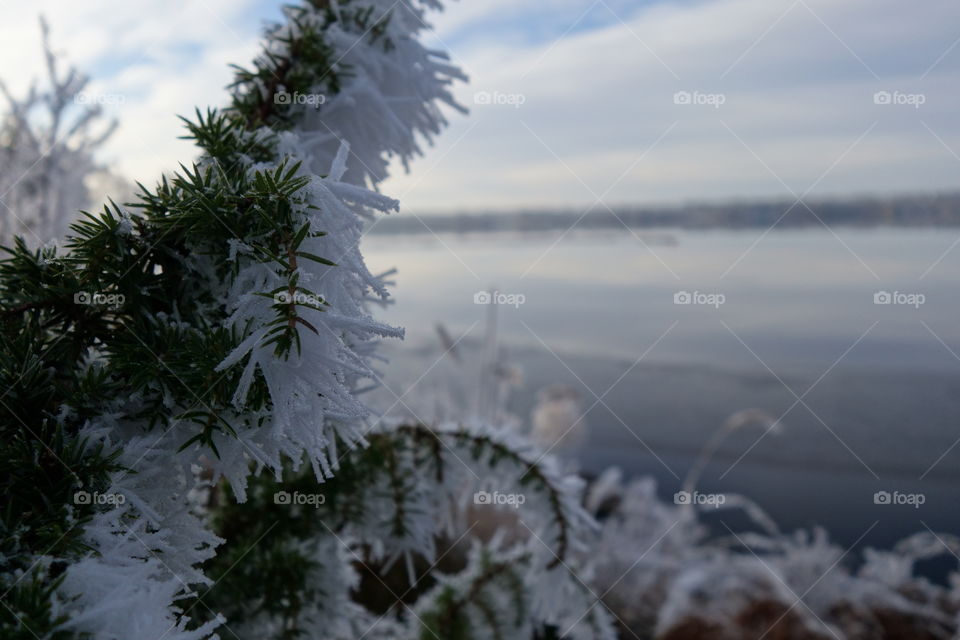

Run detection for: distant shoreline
[[368, 192, 960, 235]]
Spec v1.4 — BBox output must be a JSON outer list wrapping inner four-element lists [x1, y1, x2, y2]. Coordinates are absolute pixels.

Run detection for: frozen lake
[[364, 226, 960, 548]]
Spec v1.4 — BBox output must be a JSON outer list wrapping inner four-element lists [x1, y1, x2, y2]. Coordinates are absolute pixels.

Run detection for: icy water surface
[[364, 226, 960, 548]]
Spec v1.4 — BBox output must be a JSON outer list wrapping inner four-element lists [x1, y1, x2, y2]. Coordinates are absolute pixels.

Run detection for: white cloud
[[383, 0, 960, 212], [2, 0, 958, 211], [0, 0, 270, 186]]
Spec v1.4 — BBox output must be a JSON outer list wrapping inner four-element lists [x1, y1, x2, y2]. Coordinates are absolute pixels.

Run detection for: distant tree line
[[368, 192, 960, 235]]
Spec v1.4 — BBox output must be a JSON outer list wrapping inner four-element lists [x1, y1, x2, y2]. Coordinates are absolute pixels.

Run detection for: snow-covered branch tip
[[370, 422, 596, 569]]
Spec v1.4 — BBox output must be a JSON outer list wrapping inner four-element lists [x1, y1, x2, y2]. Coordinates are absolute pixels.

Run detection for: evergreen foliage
[[0, 2, 614, 639]]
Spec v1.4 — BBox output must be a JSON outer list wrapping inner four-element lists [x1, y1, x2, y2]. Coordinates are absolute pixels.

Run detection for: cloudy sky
[[1, 0, 958, 213]]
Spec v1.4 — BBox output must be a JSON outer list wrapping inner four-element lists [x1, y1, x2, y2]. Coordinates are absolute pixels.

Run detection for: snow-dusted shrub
[[0, 2, 615, 639], [584, 470, 960, 639]]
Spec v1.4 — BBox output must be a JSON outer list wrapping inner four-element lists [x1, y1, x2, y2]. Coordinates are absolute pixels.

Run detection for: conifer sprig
[[0, 3, 615, 639]]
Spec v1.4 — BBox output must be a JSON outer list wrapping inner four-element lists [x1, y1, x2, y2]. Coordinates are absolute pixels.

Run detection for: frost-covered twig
[[0, 17, 118, 245]]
